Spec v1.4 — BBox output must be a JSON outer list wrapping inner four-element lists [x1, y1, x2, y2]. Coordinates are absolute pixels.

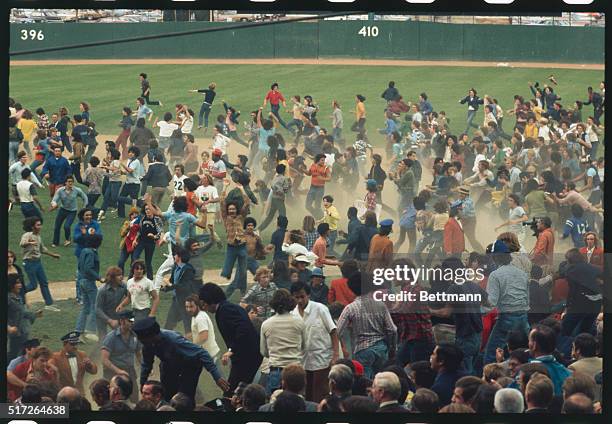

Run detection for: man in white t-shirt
[[185, 295, 220, 363], [154, 112, 179, 150], [212, 126, 230, 155], [195, 175, 220, 238], [172, 164, 188, 198]]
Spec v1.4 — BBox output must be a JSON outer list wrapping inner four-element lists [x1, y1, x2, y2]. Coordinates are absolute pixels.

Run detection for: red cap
[[212, 148, 223, 156], [352, 360, 364, 377]]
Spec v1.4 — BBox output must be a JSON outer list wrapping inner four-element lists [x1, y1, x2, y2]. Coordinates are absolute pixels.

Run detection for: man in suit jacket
[[49, 331, 97, 394], [199, 282, 263, 396], [163, 247, 197, 336], [371, 371, 408, 412]]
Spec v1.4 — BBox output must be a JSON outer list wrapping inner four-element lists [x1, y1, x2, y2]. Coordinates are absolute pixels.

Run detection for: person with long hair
[[459, 88, 484, 135], [351, 95, 367, 135], [116, 107, 134, 160], [94, 265, 128, 340], [117, 260, 159, 322]]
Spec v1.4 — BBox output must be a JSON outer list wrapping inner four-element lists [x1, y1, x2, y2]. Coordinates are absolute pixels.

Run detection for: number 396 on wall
[[358, 25, 379, 37], [20, 29, 45, 40]]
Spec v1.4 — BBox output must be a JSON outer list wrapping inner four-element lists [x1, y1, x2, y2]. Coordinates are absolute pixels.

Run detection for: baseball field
[[8, 59, 605, 401]]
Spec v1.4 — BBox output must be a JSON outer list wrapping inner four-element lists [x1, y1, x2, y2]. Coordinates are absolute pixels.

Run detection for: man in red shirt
[[328, 259, 358, 306], [304, 154, 331, 219], [8, 346, 58, 402], [312, 223, 342, 269], [262, 82, 288, 129], [443, 201, 465, 258], [531, 217, 555, 270]]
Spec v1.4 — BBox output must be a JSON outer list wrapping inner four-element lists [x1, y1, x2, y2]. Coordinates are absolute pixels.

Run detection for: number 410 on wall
[[20, 29, 45, 40], [358, 25, 379, 37]]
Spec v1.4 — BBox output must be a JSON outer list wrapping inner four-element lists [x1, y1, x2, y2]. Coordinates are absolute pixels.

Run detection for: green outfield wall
[[10, 21, 604, 63]]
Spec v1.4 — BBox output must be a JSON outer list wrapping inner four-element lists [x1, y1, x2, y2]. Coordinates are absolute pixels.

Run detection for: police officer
[[133, 317, 229, 402], [100, 310, 141, 403]]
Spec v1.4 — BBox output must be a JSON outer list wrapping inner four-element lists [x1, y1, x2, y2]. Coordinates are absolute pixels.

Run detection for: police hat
[[379, 219, 394, 227], [61, 331, 82, 344], [132, 317, 161, 338]]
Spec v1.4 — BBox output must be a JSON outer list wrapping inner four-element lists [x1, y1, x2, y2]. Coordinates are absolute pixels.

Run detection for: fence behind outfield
[[10, 20, 604, 64]]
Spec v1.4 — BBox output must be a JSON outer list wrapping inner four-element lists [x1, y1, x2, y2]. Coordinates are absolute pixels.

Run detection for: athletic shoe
[[44, 305, 61, 312], [198, 125, 203, 129], [51, 244, 58, 248], [63, 240, 72, 247], [97, 210, 105, 221], [159, 101, 164, 107], [84, 333, 99, 342]]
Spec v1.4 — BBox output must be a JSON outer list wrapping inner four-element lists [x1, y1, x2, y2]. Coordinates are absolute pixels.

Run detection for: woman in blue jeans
[[459, 88, 484, 135], [76, 234, 102, 340], [220, 185, 250, 298]]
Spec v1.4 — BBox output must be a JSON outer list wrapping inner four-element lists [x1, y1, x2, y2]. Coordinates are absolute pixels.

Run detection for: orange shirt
[[310, 164, 330, 187], [366, 234, 393, 274], [328, 277, 356, 306], [312, 236, 327, 268], [186, 191, 198, 216]]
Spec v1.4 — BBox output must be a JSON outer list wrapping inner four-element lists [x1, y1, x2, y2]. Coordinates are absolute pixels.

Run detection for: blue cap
[[379, 219, 394, 227], [310, 267, 325, 278], [491, 239, 511, 253], [61, 331, 82, 344]]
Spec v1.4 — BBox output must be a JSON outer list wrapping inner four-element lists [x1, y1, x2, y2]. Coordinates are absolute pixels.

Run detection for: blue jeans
[[132, 242, 156, 280], [287, 118, 303, 136], [20, 202, 42, 220], [117, 183, 140, 218], [9, 141, 20, 164], [198, 102, 211, 127], [223, 244, 247, 297], [101, 181, 122, 211], [267, 367, 283, 395], [483, 312, 529, 365], [466, 109, 478, 134], [328, 230, 338, 256], [354, 340, 388, 379], [305, 186, 325, 219], [270, 104, 288, 129], [456, 332, 482, 375], [23, 259, 54, 305], [395, 339, 434, 367], [332, 127, 342, 143], [76, 279, 98, 333], [246, 256, 259, 276], [53, 208, 76, 246]]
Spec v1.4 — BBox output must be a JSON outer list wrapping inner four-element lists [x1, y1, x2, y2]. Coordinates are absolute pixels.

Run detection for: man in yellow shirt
[[17, 109, 37, 157], [317, 195, 340, 256]]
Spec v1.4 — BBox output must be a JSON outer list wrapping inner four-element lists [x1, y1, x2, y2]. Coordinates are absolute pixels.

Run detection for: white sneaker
[[97, 210, 105, 221], [84, 333, 99, 342], [44, 305, 61, 312]]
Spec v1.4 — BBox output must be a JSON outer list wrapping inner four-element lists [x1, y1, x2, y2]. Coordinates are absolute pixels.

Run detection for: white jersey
[[172, 175, 188, 197]]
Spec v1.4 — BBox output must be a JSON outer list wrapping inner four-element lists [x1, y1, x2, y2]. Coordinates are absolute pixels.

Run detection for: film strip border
[[5, 0, 603, 13]]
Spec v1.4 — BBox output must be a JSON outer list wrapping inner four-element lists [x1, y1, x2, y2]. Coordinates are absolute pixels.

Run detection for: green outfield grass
[[10, 64, 604, 136]]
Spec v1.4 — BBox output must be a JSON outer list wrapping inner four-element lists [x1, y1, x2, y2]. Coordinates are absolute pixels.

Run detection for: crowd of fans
[[6, 75, 604, 413]]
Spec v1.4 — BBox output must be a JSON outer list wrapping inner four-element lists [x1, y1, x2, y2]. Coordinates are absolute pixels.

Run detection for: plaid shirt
[[337, 293, 397, 355], [304, 230, 318, 251], [386, 285, 433, 343], [240, 282, 278, 318]]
